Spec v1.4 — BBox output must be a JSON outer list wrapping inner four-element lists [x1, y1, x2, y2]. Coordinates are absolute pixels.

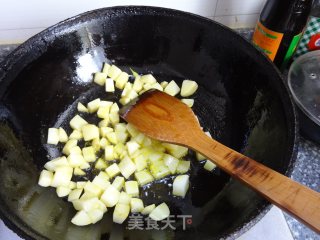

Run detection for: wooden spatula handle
[[190, 132, 320, 233]]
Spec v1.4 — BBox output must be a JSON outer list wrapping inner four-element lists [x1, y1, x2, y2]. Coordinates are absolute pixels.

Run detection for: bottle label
[[252, 21, 284, 61], [294, 16, 320, 59], [282, 33, 302, 68]]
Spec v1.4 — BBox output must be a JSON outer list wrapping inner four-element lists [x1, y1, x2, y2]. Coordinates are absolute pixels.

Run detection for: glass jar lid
[[288, 50, 320, 126]]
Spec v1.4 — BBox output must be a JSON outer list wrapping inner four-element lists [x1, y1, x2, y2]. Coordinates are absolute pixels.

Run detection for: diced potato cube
[[110, 103, 119, 113], [84, 181, 103, 197], [80, 162, 90, 170], [113, 203, 130, 224], [133, 154, 147, 171], [71, 210, 92, 226], [77, 181, 87, 189], [176, 160, 191, 174], [118, 156, 136, 179], [44, 156, 69, 171], [134, 170, 154, 186], [92, 172, 110, 192], [51, 166, 73, 187], [148, 151, 163, 162], [126, 141, 140, 156], [127, 89, 139, 100], [142, 137, 152, 147], [133, 76, 143, 92], [69, 130, 83, 140], [82, 124, 100, 141], [160, 81, 168, 88], [38, 170, 53, 187], [181, 99, 194, 107], [196, 152, 206, 161], [106, 163, 121, 178], [150, 82, 163, 91], [119, 97, 131, 105], [163, 143, 188, 158], [82, 146, 96, 162], [204, 160, 217, 171], [140, 74, 157, 84], [100, 127, 113, 137], [181, 80, 198, 97], [95, 158, 108, 170], [82, 197, 107, 213], [126, 123, 139, 137], [101, 185, 120, 207], [100, 100, 113, 108], [152, 142, 166, 153], [68, 188, 83, 202], [108, 65, 122, 80], [112, 176, 125, 191], [47, 128, 59, 145], [205, 131, 212, 138], [87, 98, 101, 113], [97, 106, 110, 119], [114, 143, 126, 156], [80, 192, 96, 201], [141, 204, 156, 215], [88, 209, 104, 224], [62, 139, 78, 155], [164, 80, 180, 96], [74, 167, 86, 176], [94, 72, 108, 86], [72, 200, 83, 211], [99, 138, 109, 149], [58, 127, 68, 143], [118, 191, 131, 204], [130, 198, 144, 213], [67, 153, 86, 167], [99, 119, 109, 128], [105, 78, 115, 92], [102, 63, 111, 73], [104, 145, 114, 161], [115, 131, 128, 144], [150, 161, 171, 180], [163, 154, 179, 174], [121, 82, 132, 97], [77, 102, 88, 113], [173, 175, 189, 198], [115, 72, 129, 89], [106, 132, 118, 145], [56, 186, 71, 197], [69, 146, 82, 155], [124, 181, 139, 197], [132, 133, 145, 145], [69, 181, 77, 189], [149, 203, 170, 221], [70, 115, 88, 130], [109, 112, 120, 125], [114, 123, 127, 132], [91, 138, 101, 152]]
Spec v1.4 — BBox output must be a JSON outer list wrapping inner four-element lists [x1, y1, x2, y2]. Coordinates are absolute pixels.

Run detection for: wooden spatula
[[120, 89, 320, 233]]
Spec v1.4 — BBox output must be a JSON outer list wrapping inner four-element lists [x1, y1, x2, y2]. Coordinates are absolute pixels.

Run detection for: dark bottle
[[252, 0, 313, 69]]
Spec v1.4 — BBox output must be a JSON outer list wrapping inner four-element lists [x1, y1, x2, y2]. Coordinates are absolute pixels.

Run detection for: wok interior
[[0, 7, 296, 240]]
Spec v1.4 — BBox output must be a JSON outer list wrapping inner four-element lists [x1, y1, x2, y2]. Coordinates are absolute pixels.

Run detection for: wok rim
[[0, 5, 299, 240]]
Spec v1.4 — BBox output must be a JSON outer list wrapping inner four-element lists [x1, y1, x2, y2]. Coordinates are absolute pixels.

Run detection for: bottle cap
[[288, 50, 320, 126]]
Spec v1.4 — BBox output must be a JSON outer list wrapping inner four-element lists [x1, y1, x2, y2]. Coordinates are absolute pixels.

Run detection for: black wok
[[0, 6, 297, 240]]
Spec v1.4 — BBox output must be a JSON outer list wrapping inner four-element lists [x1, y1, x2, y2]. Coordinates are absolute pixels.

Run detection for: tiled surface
[[213, 14, 260, 29], [0, 0, 266, 43], [215, 0, 266, 16]]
